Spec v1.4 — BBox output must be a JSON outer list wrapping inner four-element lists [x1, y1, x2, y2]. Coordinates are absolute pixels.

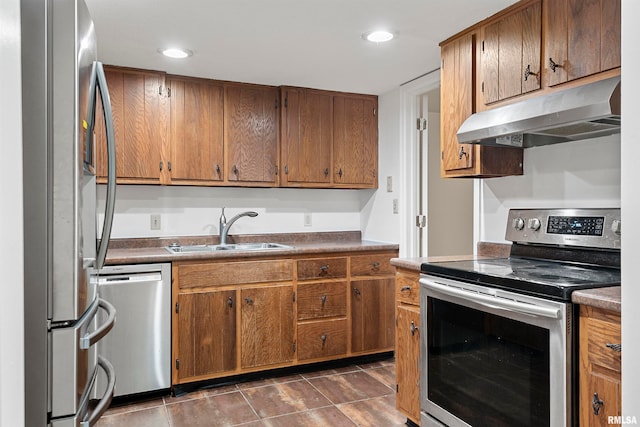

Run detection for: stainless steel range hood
[[457, 76, 621, 148]]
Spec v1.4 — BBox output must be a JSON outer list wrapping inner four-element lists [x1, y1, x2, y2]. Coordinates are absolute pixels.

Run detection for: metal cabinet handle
[[400, 286, 411, 292], [458, 146, 468, 160], [410, 321, 419, 336], [524, 64, 538, 81], [233, 165, 239, 175], [549, 58, 563, 72], [159, 161, 163, 171], [321, 295, 327, 305], [215, 164, 221, 175], [371, 262, 380, 269], [324, 168, 329, 177], [319, 265, 329, 274], [168, 161, 172, 172], [592, 392, 604, 415], [227, 297, 233, 308], [606, 343, 622, 352], [353, 287, 361, 295], [321, 334, 327, 343], [244, 297, 253, 305], [338, 168, 343, 178]]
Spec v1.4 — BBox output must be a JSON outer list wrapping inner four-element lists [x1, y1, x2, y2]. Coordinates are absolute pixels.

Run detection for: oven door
[[419, 275, 571, 427]]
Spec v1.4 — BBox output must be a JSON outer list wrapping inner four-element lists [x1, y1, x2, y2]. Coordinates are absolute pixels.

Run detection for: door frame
[[398, 70, 440, 258]]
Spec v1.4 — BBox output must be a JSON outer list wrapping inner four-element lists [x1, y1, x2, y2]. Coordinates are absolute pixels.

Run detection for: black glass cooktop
[[421, 257, 620, 301]]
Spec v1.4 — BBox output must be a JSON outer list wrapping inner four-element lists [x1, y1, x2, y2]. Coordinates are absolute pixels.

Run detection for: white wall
[[479, 134, 621, 242], [0, 0, 25, 425], [621, 0, 640, 417]]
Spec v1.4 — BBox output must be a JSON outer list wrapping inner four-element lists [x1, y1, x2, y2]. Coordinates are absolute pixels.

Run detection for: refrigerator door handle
[[81, 356, 115, 427], [93, 61, 117, 270], [80, 298, 116, 350]]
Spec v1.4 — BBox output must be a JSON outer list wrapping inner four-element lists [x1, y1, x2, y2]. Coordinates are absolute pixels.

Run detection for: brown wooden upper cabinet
[[224, 83, 279, 187], [481, 0, 542, 104], [168, 76, 224, 185], [280, 87, 333, 187], [333, 94, 378, 188], [545, 0, 621, 86], [96, 66, 169, 184]]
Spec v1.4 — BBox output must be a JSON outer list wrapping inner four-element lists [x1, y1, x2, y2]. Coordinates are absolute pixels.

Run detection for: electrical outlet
[[393, 199, 399, 214], [386, 176, 393, 192], [150, 214, 161, 230], [304, 213, 312, 226]]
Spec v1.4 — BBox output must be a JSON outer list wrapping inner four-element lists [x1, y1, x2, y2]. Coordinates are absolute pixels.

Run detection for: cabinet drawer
[[583, 308, 621, 373], [178, 259, 293, 289], [297, 319, 347, 361], [350, 253, 394, 276], [297, 257, 347, 280], [297, 282, 347, 320], [396, 271, 420, 306]]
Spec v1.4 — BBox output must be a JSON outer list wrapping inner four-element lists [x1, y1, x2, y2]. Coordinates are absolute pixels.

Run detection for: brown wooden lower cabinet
[[351, 278, 395, 354], [395, 268, 422, 424], [172, 250, 397, 386], [579, 305, 622, 426]]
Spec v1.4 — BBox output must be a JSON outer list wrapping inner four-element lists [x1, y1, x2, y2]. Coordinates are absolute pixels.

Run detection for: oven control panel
[[505, 208, 621, 249]]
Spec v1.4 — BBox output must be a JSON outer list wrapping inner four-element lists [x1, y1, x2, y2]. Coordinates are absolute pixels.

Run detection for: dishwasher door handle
[[99, 272, 162, 285]]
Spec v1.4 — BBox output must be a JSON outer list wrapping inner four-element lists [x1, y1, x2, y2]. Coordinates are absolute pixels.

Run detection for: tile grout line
[[237, 386, 263, 423], [301, 376, 360, 426]]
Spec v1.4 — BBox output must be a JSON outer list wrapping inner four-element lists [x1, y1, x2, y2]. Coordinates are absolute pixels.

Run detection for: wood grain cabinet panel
[[175, 290, 236, 382], [224, 83, 279, 186], [545, 0, 621, 85], [297, 281, 347, 320], [350, 254, 394, 277], [579, 305, 622, 426], [168, 76, 224, 184], [351, 278, 395, 354], [96, 66, 168, 183], [395, 270, 420, 306], [333, 94, 378, 188], [178, 259, 293, 289], [280, 87, 333, 187], [297, 319, 348, 361], [395, 303, 421, 424], [296, 257, 347, 281], [241, 285, 295, 369]]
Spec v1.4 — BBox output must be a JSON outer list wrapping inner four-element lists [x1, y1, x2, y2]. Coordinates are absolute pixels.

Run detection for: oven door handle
[[421, 278, 561, 319]]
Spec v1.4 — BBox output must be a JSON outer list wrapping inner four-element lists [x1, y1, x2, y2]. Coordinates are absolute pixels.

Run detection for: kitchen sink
[[165, 242, 292, 254]]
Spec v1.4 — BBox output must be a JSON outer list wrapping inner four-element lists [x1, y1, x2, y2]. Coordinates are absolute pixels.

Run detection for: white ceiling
[[85, 0, 517, 95]]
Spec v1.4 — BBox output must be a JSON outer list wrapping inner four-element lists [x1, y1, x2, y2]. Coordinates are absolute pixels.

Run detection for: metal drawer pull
[[321, 295, 327, 305], [400, 286, 411, 292], [319, 265, 329, 274], [353, 287, 361, 295], [244, 297, 253, 305], [227, 297, 233, 308], [524, 64, 538, 81], [592, 392, 604, 415], [410, 321, 419, 336], [371, 262, 380, 269], [321, 334, 327, 343], [606, 343, 622, 352], [549, 57, 563, 72]]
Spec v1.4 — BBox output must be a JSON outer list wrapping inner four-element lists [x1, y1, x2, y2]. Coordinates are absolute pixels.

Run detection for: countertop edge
[[572, 287, 621, 313]]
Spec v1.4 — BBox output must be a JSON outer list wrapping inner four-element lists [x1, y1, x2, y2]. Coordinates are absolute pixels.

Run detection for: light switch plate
[[393, 199, 399, 214], [304, 213, 312, 226], [150, 214, 161, 230], [386, 176, 393, 192]]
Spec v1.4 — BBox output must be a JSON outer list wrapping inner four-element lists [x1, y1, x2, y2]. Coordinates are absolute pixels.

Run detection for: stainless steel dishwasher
[[94, 263, 171, 397]]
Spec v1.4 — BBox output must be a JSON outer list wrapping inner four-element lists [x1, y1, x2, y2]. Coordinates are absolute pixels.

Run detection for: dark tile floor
[[96, 358, 409, 427]]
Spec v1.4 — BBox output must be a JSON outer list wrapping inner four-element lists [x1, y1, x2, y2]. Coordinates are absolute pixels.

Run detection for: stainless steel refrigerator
[[21, 0, 118, 425]]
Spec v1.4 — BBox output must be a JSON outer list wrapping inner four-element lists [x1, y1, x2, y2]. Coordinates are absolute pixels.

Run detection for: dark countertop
[[390, 242, 512, 272], [572, 286, 621, 312], [105, 231, 399, 265]]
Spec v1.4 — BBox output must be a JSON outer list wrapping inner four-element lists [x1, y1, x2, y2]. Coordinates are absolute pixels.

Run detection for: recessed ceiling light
[[158, 47, 193, 59], [362, 30, 396, 43]]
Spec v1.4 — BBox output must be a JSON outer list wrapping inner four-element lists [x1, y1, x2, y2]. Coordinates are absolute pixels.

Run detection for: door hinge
[[441, 151, 444, 160], [416, 215, 427, 228], [175, 359, 180, 370], [416, 117, 427, 131], [482, 81, 485, 93], [292, 291, 296, 302], [284, 96, 288, 108], [482, 40, 485, 52], [167, 87, 171, 97], [175, 302, 179, 313], [396, 384, 399, 392], [275, 99, 279, 109], [293, 342, 297, 353]]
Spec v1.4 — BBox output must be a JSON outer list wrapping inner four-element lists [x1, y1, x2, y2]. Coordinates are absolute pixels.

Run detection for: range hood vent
[[457, 76, 621, 148]]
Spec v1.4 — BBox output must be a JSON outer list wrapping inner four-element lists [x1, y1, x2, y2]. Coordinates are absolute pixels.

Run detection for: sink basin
[[165, 242, 292, 254]]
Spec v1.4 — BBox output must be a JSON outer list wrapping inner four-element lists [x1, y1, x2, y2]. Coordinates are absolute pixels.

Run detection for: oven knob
[[611, 219, 621, 235], [513, 217, 525, 230], [528, 218, 541, 231]]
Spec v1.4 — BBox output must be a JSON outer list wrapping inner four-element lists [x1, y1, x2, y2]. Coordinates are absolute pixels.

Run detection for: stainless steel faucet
[[219, 207, 258, 245]]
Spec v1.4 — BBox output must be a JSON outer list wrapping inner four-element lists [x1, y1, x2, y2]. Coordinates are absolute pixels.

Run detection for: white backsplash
[[479, 134, 621, 243], [97, 185, 374, 239]]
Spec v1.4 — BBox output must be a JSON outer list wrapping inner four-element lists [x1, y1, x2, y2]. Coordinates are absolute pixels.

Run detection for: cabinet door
[[441, 34, 475, 172], [482, 1, 541, 103], [224, 84, 278, 185], [351, 278, 395, 353], [333, 95, 378, 188], [169, 77, 224, 184], [175, 290, 236, 382], [396, 304, 421, 424], [240, 284, 294, 368], [281, 87, 332, 186], [96, 67, 168, 183]]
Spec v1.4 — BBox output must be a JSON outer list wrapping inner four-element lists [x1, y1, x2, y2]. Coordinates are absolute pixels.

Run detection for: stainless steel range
[[419, 208, 621, 427]]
